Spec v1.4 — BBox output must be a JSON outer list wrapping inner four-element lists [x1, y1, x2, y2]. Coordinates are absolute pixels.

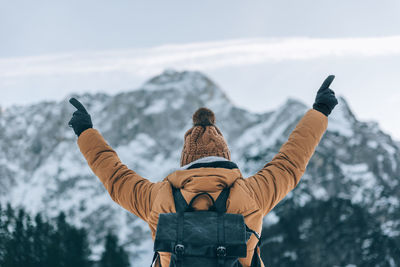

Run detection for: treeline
[[261, 197, 400, 267], [0, 203, 130, 267]]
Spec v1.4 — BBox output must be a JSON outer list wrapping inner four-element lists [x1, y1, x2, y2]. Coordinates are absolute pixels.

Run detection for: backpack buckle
[[216, 246, 227, 257], [175, 244, 185, 257]]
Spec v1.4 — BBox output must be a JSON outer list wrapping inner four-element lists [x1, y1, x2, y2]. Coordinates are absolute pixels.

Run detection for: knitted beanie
[[180, 107, 231, 167]]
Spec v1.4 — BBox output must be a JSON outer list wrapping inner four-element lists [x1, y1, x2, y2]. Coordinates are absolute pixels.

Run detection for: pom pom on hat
[[192, 107, 215, 126]]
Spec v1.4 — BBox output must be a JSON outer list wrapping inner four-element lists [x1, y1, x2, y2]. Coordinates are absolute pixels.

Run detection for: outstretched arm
[[244, 76, 337, 216], [69, 98, 156, 221]]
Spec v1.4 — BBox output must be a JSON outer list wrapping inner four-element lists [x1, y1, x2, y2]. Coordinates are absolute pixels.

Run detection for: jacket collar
[[180, 156, 230, 170], [180, 156, 238, 170], [166, 156, 243, 191]]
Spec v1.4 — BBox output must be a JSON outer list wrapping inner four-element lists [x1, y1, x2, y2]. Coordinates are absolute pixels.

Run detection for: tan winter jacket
[[77, 109, 328, 267]]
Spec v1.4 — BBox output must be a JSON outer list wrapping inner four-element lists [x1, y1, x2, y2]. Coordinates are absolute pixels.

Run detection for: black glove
[[313, 75, 338, 116], [68, 98, 93, 136]]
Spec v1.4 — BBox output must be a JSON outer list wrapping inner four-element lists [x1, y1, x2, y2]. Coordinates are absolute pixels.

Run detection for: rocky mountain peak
[[144, 69, 210, 86], [142, 69, 216, 92]]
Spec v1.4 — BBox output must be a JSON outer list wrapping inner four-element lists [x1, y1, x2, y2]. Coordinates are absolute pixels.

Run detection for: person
[[68, 75, 338, 267]]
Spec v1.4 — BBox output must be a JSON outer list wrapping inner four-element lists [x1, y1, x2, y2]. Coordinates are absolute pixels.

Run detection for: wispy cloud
[[1, 36, 400, 78]]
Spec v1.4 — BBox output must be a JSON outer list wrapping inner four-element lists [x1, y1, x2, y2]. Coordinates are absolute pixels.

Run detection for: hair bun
[[192, 107, 215, 126]]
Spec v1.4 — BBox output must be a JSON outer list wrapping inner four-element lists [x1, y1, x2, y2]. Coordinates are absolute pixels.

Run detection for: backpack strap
[[250, 243, 262, 267], [246, 225, 262, 267], [213, 187, 230, 213], [171, 185, 231, 213], [171, 186, 186, 265], [217, 211, 226, 267], [171, 186, 189, 212], [214, 188, 230, 266], [150, 251, 160, 267], [245, 225, 261, 240]]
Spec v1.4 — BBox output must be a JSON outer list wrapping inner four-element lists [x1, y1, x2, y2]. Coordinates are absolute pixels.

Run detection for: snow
[[382, 142, 397, 155], [171, 97, 184, 109], [234, 102, 301, 154], [341, 163, 369, 174], [283, 251, 298, 260], [367, 140, 378, 149], [143, 98, 168, 114], [264, 211, 280, 226], [327, 100, 354, 137], [115, 133, 180, 182], [381, 220, 400, 237], [124, 118, 139, 129], [264, 235, 284, 243], [339, 163, 381, 204], [297, 192, 312, 207], [117, 133, 156, 156], [142, 70, 208, 92], [312, 186, 328, 200]]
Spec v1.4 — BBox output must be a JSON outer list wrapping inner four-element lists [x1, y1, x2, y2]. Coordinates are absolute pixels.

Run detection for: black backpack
[[152, 186, 262, 267]]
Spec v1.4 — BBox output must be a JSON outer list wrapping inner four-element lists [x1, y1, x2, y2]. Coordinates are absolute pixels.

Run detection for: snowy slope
[[1, 70, 399, 266]]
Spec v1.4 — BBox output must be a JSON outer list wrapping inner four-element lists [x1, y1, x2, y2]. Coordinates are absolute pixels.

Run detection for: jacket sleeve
[[77, 128, 158, 221], [244, 109, 328, 216]]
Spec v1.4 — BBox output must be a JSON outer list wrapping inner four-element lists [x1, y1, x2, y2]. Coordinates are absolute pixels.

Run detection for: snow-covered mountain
[[1, 70, 399, 266]]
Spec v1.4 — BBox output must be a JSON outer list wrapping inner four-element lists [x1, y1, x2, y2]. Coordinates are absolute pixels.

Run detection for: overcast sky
[[1, 0, 400, 140]]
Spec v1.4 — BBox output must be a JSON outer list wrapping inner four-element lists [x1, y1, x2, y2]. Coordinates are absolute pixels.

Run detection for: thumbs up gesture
[[313, 75, 338, 116], [68, 98, 93, 136]]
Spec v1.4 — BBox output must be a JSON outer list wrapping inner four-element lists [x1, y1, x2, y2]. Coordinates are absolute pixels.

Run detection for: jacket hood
[[165, 156, 243, 192]]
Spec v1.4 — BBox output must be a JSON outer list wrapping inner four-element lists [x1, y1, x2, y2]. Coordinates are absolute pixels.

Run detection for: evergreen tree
[[261, 198, 400, 267], [65, 226, 91, 266], [32, 213, 53, 267], [49, 211, 91, 267], [0, 204, 9, 263], [100, 230, 130, 267], [3, 208, 30, 267], [0, 204, 14, 266], [0, 204, 92, 267]]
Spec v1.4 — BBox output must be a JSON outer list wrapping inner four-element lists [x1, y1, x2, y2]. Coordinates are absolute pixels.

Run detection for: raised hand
[[68, 98, 93, 136], [313, 75, 338, 116]]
